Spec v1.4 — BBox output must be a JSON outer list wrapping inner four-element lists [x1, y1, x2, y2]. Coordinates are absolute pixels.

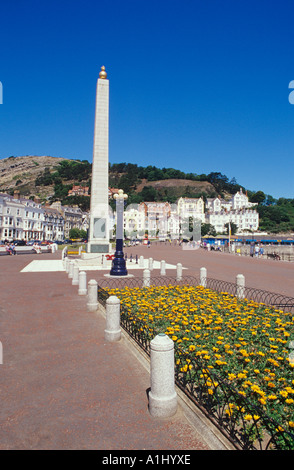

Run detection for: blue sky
[[0, 0, 294, 198]]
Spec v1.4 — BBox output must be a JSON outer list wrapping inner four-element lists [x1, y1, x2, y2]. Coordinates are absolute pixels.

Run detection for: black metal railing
[[174, 346, 294, 450], [98, 274, 294, 313], [97, 274, 294, 449]]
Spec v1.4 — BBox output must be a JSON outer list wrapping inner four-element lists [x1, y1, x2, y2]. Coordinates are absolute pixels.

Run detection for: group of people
[[4, 241, 51, 255], [250, 243, 264, 258], [5, 243, 16, 255], [32, 242, 42, 254]]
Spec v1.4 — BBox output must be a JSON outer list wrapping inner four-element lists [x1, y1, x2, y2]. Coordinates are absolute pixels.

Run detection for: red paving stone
[[0, 251, 212, 450], [1, 245, 293, 450]]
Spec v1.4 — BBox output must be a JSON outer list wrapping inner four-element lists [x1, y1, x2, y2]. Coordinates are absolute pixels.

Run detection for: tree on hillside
[[250, 190, 266, 204], [139, 186, 158, 201]]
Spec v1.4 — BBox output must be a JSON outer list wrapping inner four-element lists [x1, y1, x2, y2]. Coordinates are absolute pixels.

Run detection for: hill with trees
[[0, 155, 293, 233]]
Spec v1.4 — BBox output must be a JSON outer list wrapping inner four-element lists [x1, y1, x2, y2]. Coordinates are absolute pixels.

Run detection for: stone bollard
[[143, 268, 151, 287], [160, 260, 166, 276], [78, 271, 87, 295], [102, 255, 107, 268], [176, 263, 182, 282], [65, 257, 70, 273], [104, 296, 121, 342], [148, 257, 153, 271], [68, 260, 74, 279], [139, 255, 144, 268], [87, 279, 98, 312], [236, 274, 245, 299], [72, 264, 79, 286], [148, 334, 178, 418], [200, 267, 207, 287]]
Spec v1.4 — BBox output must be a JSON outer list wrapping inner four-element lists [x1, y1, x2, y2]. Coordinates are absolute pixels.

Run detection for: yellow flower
[[228, 373, 236, 381], [244, 414, 252, 421]]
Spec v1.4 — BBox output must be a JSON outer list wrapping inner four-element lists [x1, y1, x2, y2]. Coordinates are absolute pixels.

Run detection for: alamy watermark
[[90, 202, 202, 243], [289, 80, 294, 104], [0, 81, 2, 104]]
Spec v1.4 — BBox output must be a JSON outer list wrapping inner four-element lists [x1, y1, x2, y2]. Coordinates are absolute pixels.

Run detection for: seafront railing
[[97, 271, 294, 450], [97, 273, 294, 314]]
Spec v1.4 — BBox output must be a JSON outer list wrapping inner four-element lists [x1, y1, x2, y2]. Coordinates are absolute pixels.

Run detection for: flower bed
[[106, 284, 294, 448]]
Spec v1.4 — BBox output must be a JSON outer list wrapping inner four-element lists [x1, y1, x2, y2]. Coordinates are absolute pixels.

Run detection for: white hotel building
[[0, 192, 87, 242], [205, 189, 259, 233], [118, 189, 259, 238], [0, 193, 45, 241]]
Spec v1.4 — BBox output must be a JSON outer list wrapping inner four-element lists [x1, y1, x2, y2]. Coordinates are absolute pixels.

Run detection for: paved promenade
[[1, 245, 293, 450], [0, 251, 217, 451], [123, 243, 294, 297]]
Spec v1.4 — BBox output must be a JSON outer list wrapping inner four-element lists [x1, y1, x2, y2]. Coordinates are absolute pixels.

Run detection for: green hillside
[[2, 156, 294, 233]]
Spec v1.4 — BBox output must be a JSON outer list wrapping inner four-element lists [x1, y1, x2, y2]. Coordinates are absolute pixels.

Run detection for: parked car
[[13, 240, 27, 246], [26, 240, 38, 245]]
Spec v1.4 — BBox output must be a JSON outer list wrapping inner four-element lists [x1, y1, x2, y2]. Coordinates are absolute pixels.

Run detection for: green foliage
[[62, 195, 90, 212], [201, 223, 217, 237], [35, 167, 54, 186], [249, 190, 266, 204], [69, 228, 87, 239], [257, 198, 294, 232], [35, 160, 92, 187], [57, 160, 92, 181]]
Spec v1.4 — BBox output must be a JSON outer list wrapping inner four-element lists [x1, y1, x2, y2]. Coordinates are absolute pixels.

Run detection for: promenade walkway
[[0, 250, 224, 451], [123, 243, 294, 297], [2, 244, 292, 451]]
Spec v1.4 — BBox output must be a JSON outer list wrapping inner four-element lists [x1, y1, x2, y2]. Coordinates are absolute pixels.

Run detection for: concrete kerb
[[94, 299, 233, 450]]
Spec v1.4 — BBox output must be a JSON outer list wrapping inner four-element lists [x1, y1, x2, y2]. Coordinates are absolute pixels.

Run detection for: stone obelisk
[[87, 66, 110, 254]]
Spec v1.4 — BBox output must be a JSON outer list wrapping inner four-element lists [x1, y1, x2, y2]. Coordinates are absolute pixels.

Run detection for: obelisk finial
[[99, 65, 107, 79]]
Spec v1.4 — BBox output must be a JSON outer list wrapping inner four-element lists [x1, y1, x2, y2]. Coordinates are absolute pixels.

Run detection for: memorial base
[[87, 242, 111, 254]]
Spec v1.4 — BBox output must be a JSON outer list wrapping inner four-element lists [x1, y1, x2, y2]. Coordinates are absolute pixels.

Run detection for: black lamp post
[[110, 189, 128, 276]]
